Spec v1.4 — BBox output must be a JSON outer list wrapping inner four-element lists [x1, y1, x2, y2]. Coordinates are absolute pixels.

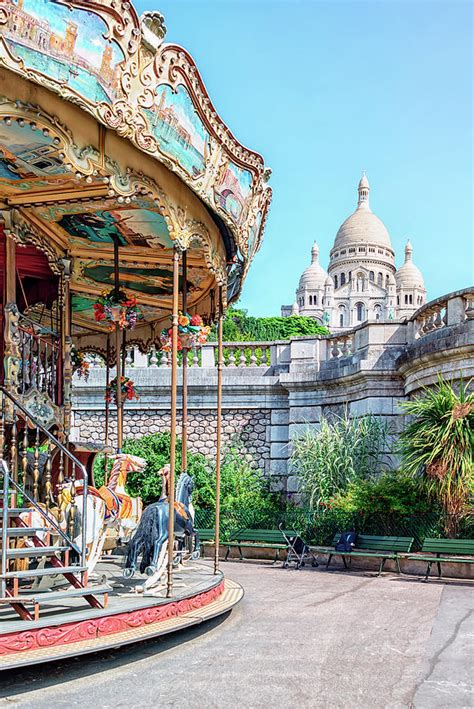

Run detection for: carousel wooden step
[[5, 545, 69, 558], [1, 527, 48, 537], [0, 565, 86, 579], [0, 508, 37, 518], [0, 584, 111, 605]]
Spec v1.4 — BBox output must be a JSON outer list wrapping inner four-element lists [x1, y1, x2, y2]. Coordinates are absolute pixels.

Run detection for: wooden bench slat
[[420, 538, 474, 555]]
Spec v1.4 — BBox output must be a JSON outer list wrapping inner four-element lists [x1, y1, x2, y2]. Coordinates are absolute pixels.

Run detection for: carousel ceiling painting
[[0, 120, 68, 182], [0, 0, 271, 352]]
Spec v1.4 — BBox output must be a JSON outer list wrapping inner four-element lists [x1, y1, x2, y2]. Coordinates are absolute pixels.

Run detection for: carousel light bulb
[[86, 176, 93, 184], [125, 196, 131, 204], [75, 172, 82, 180], [18, 119, 25, 127], [30, 122, 37, 131], [42, 128, 49, 136], [108, 189, 115, 196], [117, 196, 124, 203], [4, 118, 11, 125], [53, 137, 60, 145]]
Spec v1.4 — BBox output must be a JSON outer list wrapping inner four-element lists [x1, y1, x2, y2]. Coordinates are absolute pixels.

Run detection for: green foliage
[[329, 471, 433, 516], [93, 433, 280, 514], [94, 432, 210, 505], [291, 414, 390, 509], [398, 376, 474, 535], [214, 307, 329, 342]]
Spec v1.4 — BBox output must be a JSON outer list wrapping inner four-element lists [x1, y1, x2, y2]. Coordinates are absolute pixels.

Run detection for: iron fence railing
[[194, 508, 473, 551]]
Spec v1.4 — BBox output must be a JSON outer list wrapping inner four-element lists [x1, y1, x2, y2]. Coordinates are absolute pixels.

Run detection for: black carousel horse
[[123, 471, 196, 578]]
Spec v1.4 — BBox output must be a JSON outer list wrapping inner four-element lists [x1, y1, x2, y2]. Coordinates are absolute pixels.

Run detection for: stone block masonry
[[73, 409, 271, 471]]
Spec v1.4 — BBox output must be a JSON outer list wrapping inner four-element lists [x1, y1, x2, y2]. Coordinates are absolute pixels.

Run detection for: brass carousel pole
[[214, 286, 224, 574], [167, 246, 180, 597], [113, 237, 123, 453], [104, 334, 111, 486], [181, 249, 188, 473]]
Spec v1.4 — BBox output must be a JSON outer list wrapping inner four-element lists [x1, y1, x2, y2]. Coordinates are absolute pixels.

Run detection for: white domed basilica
[[281, 175, 426, 329]]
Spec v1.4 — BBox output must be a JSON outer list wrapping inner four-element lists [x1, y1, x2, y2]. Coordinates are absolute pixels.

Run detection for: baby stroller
[[279, 523, 319, 569]]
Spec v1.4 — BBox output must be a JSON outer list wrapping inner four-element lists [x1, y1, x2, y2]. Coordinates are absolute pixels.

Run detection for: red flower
[[190, 314, 203, 326]]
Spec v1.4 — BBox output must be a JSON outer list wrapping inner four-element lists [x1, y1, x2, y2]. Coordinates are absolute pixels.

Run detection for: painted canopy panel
[[4, 0, 124, 103], [145, 85, 209, 178], [0, 0, 272, 281]]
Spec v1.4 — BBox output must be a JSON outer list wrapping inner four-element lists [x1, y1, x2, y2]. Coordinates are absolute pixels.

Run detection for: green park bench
[[196, 528, 215, 557], [408, 538, 474, 581], [224, 528, 294, 563], [323, 534, 415, 575]]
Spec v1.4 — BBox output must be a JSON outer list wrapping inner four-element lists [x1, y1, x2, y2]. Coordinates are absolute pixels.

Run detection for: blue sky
[[136, 0, 473, 315]]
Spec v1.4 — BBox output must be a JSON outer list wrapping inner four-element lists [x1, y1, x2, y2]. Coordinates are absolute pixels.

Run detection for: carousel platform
[[0, 560, 242, 670]]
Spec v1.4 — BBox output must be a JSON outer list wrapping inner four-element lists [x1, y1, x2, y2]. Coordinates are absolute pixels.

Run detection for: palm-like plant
[[398, 377, 474, 536]]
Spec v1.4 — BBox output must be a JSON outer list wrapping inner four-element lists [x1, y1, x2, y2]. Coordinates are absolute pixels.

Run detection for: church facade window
[[340, 273, 346, 286], [356, 302, 365, 321], [369, 271, 375, 281]]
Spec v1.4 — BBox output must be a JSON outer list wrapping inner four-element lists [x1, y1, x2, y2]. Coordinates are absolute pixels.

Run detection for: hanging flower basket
[[71, 347, 90, 382], [160, 312, 211, 351], [105, 375, 139, 405], [93, 289, 141, 330]]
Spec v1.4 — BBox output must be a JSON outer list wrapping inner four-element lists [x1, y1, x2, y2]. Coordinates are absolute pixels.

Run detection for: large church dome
[[333, 174, 392, 250]]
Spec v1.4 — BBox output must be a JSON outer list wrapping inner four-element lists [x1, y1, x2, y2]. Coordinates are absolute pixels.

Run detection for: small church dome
[[298, 242, 328, 290], [395, 240, 425, 288]]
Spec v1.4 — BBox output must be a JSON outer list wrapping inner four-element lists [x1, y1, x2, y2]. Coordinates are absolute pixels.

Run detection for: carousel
[[0, 0, 271, 668]]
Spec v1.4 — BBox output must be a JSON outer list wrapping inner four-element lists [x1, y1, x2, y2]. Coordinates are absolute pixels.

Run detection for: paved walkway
[[0, 562, 472, 708]]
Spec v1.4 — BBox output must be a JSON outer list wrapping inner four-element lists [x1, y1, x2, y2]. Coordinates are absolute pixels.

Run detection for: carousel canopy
[[0, 0, 271, 354]]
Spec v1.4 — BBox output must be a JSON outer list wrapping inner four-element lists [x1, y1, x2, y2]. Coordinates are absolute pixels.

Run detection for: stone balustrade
[[91, 288, 473, 372]]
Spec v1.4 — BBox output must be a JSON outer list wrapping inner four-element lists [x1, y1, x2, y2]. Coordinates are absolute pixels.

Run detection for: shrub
[[329, 471, 433, 516], [214, 307, 329, 342], [398, 377, 474, 536], [94, 432, 211, 505], [94, 433, 281, 514], [291, 414, 390, 509]]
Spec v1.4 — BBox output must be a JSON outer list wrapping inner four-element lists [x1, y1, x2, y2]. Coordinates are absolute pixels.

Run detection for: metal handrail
[[0, 386, 88, 573]]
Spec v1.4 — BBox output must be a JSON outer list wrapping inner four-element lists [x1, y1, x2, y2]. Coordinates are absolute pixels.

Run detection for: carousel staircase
[[0, 388, 111, 621], [0, 475, 111, 621]]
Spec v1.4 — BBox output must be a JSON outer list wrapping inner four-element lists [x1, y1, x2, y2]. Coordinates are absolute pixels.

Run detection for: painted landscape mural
[[57, 208, 173, 250], [215, 162, 253, 222], [3, 0, 124, 103], [248, 210, 262, 257], [0, 120, 66, 181], [145, 84, 209, 177]]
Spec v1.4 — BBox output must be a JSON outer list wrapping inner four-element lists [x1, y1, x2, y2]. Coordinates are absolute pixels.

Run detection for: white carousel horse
[[27, 453, 146, 587], [59, 452, 147, 575]]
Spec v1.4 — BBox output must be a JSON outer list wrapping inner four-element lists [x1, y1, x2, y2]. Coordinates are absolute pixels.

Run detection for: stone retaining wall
[[74, 408, 271, 470]]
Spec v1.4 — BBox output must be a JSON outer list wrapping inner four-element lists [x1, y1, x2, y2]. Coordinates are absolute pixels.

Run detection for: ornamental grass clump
[[291, 414, 389, 510], [398, 377, 474, 537]]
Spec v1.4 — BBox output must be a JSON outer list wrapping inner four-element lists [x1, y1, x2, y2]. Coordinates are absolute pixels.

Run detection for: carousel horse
[[20, 453, 146, 586], [58, 452, 146, 574], [123, 470, 196, 580]]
